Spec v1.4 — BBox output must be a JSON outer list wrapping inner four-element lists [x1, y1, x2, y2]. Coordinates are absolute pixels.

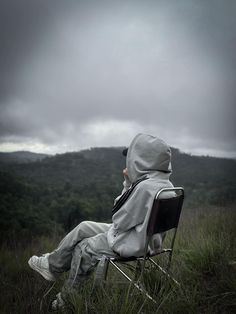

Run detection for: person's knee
[[75, 221, 108, 239], [77, 221, 94, 236], [79, 221, 92, 230], [68, 220, 91, 235]]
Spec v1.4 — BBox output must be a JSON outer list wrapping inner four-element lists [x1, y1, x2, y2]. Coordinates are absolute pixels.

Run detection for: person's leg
[[54, 231, 116, 307], [28, 221, 111, 281], [49, 221, 111, 274]]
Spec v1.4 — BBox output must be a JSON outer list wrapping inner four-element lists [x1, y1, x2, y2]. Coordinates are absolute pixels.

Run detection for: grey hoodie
[[107, 133, 174, 257]]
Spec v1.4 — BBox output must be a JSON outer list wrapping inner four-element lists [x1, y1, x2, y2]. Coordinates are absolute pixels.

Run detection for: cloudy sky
[[0, 0, 235, 158]]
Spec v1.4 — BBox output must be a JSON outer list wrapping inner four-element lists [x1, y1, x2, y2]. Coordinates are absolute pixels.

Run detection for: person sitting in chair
[[28, 133, 174, 309]]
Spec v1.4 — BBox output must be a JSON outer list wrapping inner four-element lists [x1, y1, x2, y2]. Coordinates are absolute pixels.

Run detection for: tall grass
[[1, 205, 236, 313]]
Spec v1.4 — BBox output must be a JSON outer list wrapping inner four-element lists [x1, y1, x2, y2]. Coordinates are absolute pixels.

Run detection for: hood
[[126, 133, 172, 183]]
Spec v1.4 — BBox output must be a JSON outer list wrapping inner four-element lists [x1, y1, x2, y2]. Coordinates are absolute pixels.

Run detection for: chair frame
[[95, 187, 184, 303]]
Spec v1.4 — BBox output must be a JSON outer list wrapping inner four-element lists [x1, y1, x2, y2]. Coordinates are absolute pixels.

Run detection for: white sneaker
[[28, 253, 56, 281], [51, 293, 65, 310]]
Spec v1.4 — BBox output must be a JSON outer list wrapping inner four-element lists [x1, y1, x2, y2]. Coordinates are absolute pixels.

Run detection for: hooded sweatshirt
[[107, 133, 174, 257]]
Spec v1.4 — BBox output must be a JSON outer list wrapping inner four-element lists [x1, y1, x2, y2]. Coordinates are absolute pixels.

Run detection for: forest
[[0, 147, 236, 243]]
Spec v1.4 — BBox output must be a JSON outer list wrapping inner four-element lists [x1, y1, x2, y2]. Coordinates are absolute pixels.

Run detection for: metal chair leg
[[109, 260, 158, 304], [134, 259, 142, 281], [149, 258, 180, 286]]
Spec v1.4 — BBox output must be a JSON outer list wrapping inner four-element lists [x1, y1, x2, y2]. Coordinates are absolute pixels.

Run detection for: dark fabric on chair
[[147, 194, 184, 236]]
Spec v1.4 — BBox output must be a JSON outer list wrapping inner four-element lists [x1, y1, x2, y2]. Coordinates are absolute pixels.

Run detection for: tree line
[[0, 147, 235, 242]]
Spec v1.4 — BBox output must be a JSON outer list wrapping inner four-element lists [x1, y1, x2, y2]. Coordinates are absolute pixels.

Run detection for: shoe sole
[[28, 257, 56, 281]]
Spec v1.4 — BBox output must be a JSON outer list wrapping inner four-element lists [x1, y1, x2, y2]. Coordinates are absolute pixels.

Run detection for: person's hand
[[122, 168, 131, 190], [123, 168, 128, 178]]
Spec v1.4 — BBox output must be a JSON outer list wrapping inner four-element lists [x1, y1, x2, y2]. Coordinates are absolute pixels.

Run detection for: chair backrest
[[147, 187, 184, 237]]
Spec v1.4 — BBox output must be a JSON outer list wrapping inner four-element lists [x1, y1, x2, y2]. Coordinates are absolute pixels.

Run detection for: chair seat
[[110, 248, 172, 262]]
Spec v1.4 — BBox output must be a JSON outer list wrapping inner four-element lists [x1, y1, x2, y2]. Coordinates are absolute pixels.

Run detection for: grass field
[[1, 205, 236, 314]]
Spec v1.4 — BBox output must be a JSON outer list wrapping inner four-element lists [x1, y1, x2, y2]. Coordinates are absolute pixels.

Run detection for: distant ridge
[[0, 151, 50, 163], [0, 147, 235, 164], [1, 147, 235, 194]]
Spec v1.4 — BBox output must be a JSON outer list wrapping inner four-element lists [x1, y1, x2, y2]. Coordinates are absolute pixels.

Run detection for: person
[[28, 133, 174, 309]]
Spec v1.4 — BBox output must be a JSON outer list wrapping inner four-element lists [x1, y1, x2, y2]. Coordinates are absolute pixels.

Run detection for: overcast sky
[[0, 0, 235, 158]]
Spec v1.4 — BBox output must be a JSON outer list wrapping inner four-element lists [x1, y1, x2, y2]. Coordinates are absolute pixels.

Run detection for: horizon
[[0, 145, 236, 161]]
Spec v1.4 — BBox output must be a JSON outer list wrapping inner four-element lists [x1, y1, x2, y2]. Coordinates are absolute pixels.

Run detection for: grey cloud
[[0, 0, 235, 157]]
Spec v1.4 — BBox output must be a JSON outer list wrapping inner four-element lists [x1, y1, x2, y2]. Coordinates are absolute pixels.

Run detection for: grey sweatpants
[[48, 221, 116, 288]]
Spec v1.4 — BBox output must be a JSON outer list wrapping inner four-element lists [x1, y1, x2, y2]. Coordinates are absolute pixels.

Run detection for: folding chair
[[94, 187, 184, 303]]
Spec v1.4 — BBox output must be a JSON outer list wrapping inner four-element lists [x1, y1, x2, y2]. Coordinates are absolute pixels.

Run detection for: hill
[[0, 147, 235, 241], [0, 151, 49, 163]]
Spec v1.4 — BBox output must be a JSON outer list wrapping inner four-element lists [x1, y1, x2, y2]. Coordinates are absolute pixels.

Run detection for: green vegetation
[[0, 148, 126, 242], [0, 147, 236, 313], [0, 205, 235, 313], [0, 147, 236, 243]]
